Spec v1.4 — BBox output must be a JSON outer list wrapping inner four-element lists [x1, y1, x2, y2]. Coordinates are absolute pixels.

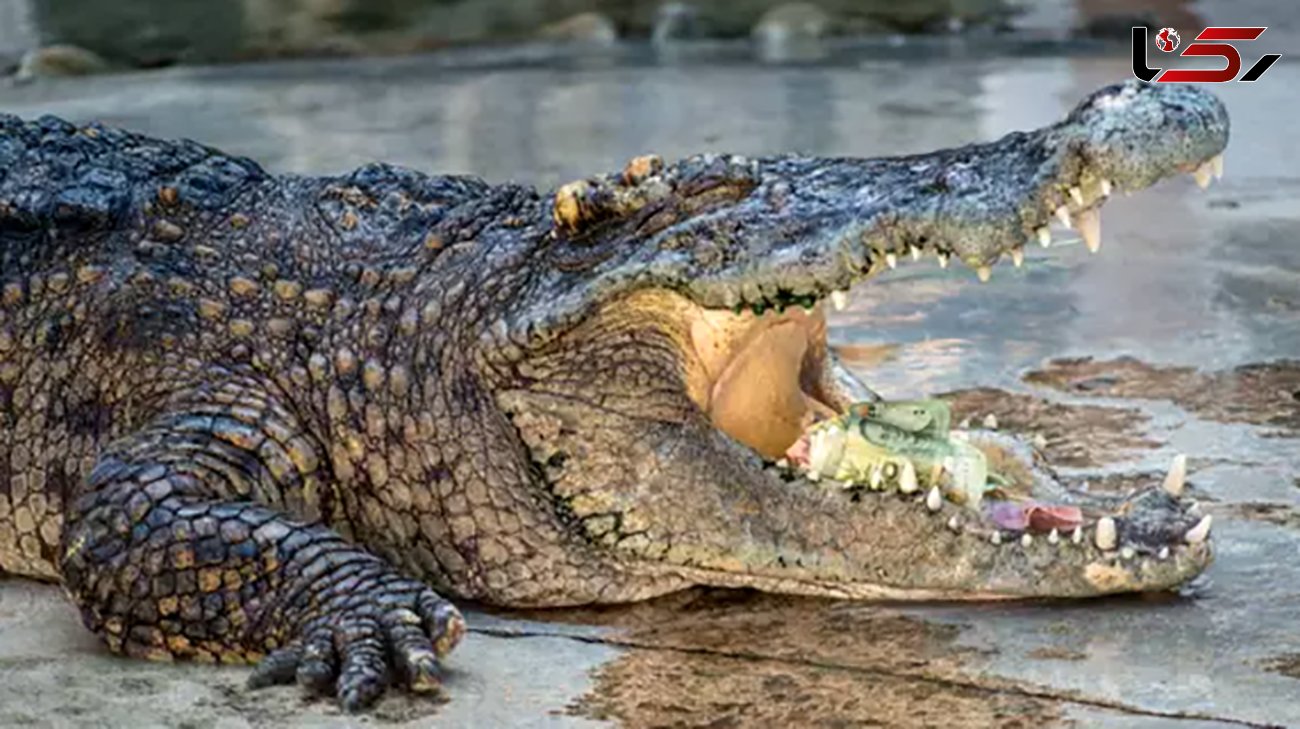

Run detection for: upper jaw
[[672, 81, 1229, 311]]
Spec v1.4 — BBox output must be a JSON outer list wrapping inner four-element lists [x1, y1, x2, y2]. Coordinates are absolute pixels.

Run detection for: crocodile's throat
[[689, 304, 836, 459]]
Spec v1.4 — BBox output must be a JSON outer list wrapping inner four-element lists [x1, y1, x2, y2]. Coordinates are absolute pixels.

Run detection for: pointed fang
[[982, 413, 999, 430], [1095, 517, 1117, 551], [1210, 153, 1224, 180], [910, 245, 921, 261], [1078, 208, 1101, 253], [1185, 515, 1212, 544], [1193, 163, 1213, 190], [1158, 546, 1170, 560], [886, 252, 898, 270], [937, 252, 950, 269], [991, 531, 1003, 545], [1048, 528, 1060, 545], [830, 290, 849, 312], [947, 515, 960, 532], [1021, 533, 1033, 548], [899, 459, 919, 494], [1100, 178, 1113, 197], [1069, 186, 1085, 206], [976, 266, 992, 283], [925, 486, 943, 512], [1163, 454, 1187, 497], [1071, 526, 1084, 545], [1055, 206, 1071, 227], [1036, 227, 1052, 248], [1010, 248, 1024, 268]]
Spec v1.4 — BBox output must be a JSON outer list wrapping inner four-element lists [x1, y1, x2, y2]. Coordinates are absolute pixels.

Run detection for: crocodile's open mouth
[[509, 80, 1226, 600]]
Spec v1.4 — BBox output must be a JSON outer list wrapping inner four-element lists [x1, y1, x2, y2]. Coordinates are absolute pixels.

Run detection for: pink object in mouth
[[988, 502, 1083, 533]]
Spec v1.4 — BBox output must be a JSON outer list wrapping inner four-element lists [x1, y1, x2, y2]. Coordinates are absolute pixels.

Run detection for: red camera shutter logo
[[1132, 26, 1282, 83]]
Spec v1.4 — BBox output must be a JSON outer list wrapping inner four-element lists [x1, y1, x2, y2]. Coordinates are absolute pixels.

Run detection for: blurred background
[[0, 0, 1294, 75]]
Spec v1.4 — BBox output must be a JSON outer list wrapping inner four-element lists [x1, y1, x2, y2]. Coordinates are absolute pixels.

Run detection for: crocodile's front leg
[[58, 378, 465, 711]]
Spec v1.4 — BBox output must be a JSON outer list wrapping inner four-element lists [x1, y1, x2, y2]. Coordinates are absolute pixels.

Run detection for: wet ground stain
[[1024, 358, 1300, 436], [941, 387, 1157, 468], [510, 591, 1068, 728], [1261, 653, 1300, 681], [572, 647, 1064, 729]]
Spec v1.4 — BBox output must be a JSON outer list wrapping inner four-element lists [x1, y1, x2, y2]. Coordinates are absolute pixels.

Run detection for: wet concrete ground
[[1, 42, 1299, 727]]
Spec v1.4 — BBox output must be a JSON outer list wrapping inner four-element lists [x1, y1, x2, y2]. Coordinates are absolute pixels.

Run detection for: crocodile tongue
[[691, 303, 837, 459]]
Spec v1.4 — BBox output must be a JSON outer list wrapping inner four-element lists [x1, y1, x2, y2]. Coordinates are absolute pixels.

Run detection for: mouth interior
[[689, 302, 838, 460]]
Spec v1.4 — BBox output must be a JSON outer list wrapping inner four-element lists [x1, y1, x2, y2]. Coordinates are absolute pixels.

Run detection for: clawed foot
[[248, 583, 465, 712]]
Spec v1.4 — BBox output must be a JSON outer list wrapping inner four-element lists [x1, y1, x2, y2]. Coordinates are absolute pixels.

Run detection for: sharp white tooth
[[947, 515, 960, 532], [1120, 546, 1136, 560], [1095, 517, 1118, 551], [991, 531, 1003, 545], [1010, 248, 1024, 268], [937, 252, 950, 269], [1162, 454, 1187, 497], [982, 413, 999, 430], [775, 458, 789, 469], [830, 290, 849, 312], [1032, 433, 1048, 450], [1021, 533, 1033, 548], [976, 266, 992, 283], [1071, 526, 1083, 545], [869, 465, 883, 489], [1185, 514, 1212, 544], [1100, 178, 1113, 197], [1158, 546, 1170, 560], [910, 245, 921, 261], [1048, 528, 1060, 545], [1069, 186, 1085, 206], [898, 459, 919, 494], [1036, 227, 1051, 248], [886, 252, 898, 269], [1055, 206, 1071, 227], [806, 469, 820, 481], [1077, 208, 1101, 253], [1210, 153, 1224, 179], [1193, 163, 1213, 189], [925, 486, 943, 512]]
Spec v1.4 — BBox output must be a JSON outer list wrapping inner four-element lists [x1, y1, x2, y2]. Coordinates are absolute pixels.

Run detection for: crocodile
[[0, 79, 1226, 711]]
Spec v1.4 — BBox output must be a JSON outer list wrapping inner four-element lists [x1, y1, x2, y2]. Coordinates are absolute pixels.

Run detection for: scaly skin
[[0, 81, 1228, 710]]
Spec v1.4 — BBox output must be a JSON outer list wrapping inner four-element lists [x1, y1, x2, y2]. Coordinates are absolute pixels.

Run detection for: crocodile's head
[[490, 81, 1227, 603]]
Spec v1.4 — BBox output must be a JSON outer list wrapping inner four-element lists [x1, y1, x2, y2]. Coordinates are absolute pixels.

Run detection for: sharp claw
[[1162, 454, 1187, 497]]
